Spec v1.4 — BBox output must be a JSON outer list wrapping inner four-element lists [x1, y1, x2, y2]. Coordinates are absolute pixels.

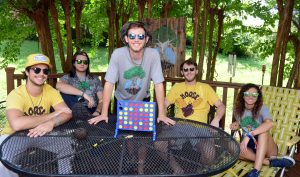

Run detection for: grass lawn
[[0, 40, 276, 132]]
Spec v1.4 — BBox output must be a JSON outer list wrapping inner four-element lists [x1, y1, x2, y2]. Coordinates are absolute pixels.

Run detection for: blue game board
[[114, 100, 156, 141]]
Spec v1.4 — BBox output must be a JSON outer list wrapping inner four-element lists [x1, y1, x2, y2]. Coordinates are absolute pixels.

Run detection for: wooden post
[[5, 67, 15, 95]]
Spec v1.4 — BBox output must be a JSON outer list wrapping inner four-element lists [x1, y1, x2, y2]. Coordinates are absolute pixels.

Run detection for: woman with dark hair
[[230, 83, 295, 177], [56, 51, 103, 118]]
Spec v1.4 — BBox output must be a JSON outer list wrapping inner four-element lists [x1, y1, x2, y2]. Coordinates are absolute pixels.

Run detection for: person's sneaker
[[72, 102, 92, 120], [245, 168, 259, 177], [269, 156, 295, 168]]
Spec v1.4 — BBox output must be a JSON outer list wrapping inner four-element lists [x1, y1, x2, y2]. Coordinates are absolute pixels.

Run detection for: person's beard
[[185, 75, 196, 83]]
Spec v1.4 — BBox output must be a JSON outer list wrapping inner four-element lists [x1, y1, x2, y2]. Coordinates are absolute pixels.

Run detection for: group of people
[[0, 21, 295, 177]]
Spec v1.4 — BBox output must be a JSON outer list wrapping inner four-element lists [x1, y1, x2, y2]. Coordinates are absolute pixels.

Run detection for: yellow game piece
[[92, 143, 98, 148], [124, 107, 128, 111], [139, 122, 143, 125], [139, 108, 143, 112], [119, 112, 123, 115], [119, 125, 123, 128], [134, 126, 138, 130], [145, 108, 148, 112], [124, 121, 128, 124], [129, 121, 133, 125], [129, 107, 133, 111]]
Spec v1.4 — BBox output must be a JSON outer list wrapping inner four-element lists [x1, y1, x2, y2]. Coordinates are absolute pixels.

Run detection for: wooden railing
[[5, 67, 244, 129]]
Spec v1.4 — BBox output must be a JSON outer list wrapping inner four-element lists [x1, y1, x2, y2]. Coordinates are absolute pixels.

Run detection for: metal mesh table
[[0, 117, 239, 177]]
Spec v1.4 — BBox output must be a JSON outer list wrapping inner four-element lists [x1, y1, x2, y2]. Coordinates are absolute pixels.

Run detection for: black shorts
[[247, 135, 258, 153]]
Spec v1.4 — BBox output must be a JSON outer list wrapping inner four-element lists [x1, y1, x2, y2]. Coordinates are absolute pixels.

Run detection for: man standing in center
[[88, 21, 175, 126]]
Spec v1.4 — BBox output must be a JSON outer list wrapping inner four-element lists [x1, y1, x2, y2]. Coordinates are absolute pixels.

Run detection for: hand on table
[[27, 121, 54, 138], [88, 114, 108, 125], [157, 115, 176, 126]]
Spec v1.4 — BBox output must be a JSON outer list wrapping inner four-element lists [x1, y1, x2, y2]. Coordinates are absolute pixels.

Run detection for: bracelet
[[95, 110, 101, 114]]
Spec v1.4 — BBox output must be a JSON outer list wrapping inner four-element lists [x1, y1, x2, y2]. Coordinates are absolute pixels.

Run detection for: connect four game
[[114, 100, 156, 141]]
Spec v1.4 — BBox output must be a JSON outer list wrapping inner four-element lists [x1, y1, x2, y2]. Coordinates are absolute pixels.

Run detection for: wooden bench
[[5, 67, 244, 129]]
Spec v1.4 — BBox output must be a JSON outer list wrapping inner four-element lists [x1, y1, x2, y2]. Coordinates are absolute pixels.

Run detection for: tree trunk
[[271, 0, 294, 86], [61, 0, 73, 72], [160, 0, 173, 18], [49, 0, 66, 72], [197, 0, 209, 80], [277, 0, 294, 87], [206, 8, 215, 81], [287, 35, 300, 88], [147, 0, 153, 17], [210, 9, 224, 81], [74, 0, 85, 52], [191, 0, 201, 62], [107, 0, 116, 60], [137, 0, 146, 20], [28, 3, 56, 73]]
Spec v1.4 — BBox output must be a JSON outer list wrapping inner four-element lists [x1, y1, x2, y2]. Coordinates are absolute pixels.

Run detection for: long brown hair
[[234, 83, 263, 121]]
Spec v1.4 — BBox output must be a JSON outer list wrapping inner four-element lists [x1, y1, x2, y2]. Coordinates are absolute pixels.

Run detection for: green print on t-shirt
[[240, 116, 259, 133], [123, 66, 145, 95]]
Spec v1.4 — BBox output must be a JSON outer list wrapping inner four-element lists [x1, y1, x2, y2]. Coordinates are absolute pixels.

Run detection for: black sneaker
[[269, 156, 295, 168], [72, 102, 92, 120], [245, 169, 259, 177]]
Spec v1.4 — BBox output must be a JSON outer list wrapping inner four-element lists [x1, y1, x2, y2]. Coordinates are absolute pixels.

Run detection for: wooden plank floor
[[284, 152, 300, 177]]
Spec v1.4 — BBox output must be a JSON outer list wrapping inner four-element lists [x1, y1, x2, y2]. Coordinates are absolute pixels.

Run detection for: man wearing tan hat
[[0, 53, 72, 177]]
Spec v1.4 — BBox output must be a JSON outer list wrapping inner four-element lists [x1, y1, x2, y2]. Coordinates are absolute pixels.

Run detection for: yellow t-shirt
[[166, 82, 219, 123], [3, 84, 64, 134]]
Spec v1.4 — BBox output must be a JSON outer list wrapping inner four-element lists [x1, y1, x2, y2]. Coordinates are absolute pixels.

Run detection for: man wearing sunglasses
[[165, 59, 225, 126], [88, 21, 175, 126], [154, 59, 226, 174], [56, 51, 103, 119], [1, 54, 72, 177]]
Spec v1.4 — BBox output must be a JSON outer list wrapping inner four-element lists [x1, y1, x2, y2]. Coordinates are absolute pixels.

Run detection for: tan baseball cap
[[25, 54, 52, 68]]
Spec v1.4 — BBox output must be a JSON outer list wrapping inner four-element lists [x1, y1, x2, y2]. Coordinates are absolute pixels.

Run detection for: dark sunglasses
[[183, 68, 195, 72], [128, 33, 145, 40], [31, 67, 50, 75], [76, 60, 89, 65], [243, 92, 259, 97]]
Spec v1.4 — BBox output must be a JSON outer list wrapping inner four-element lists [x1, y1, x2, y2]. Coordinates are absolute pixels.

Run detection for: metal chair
[[213, 86, 300, 177]]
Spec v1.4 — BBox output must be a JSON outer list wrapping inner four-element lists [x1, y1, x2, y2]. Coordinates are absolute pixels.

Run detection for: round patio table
[[0, 117, 239, 177]]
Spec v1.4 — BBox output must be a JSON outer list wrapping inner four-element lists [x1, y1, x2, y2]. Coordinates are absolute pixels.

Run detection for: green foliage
[[0, 2, 34, 69], [123, 66, 145, 79], [81, 0, 108, 49]]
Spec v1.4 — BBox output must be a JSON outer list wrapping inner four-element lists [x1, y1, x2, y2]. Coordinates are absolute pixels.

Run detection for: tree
[[270, 0, 294, 86]]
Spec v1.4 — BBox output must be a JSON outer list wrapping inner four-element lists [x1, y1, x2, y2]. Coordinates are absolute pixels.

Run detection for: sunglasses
[[128, 33, 145, 40], [30, 67, 50, 75], [76, 60, 89, 65], [243, 92, 259, 97], [183, 68, 195, 72]]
